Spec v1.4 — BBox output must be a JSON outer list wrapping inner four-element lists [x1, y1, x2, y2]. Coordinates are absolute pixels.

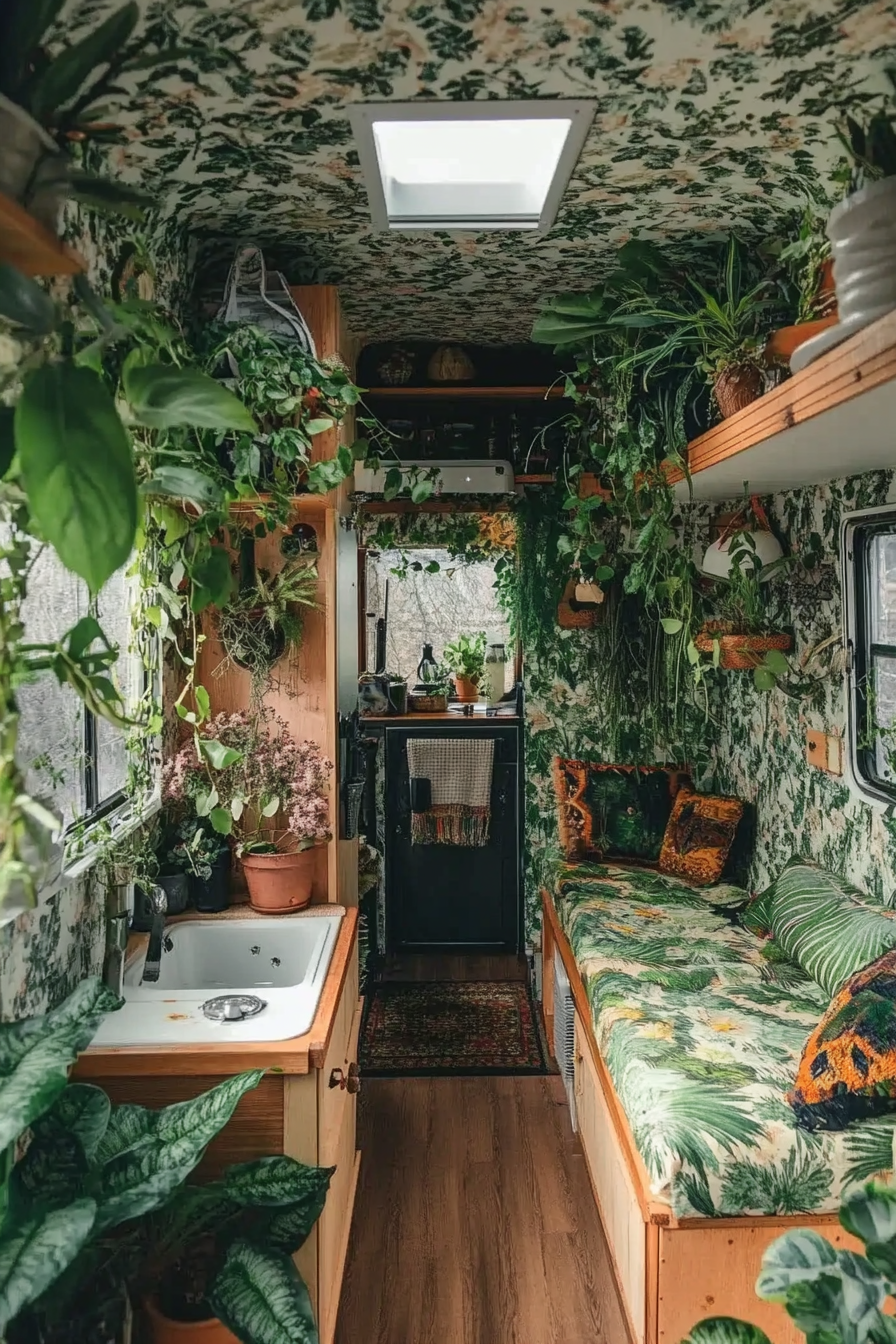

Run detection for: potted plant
[[614, 237, 780, 419], [167, 818, 230, 914], [766, 207, 838, 363], [216, 535, 320, 694], [443, 631, 487, 702], [408, 661, 451, 712], [695, 531, 792, 670], [107, 818, 190, 926], [164, 708, 332, 914], [0, 0, 195, 234]]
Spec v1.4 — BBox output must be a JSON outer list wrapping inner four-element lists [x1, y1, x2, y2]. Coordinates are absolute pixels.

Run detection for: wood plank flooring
[[335, 1074, 630, 1344], [380, 953, 528, 982]]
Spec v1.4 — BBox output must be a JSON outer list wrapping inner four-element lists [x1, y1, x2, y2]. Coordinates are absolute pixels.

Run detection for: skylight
[[348, 101, 594, 233]]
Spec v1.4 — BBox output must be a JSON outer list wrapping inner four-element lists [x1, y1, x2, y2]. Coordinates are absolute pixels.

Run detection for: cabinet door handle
[[329, 1063, 361, 1094]]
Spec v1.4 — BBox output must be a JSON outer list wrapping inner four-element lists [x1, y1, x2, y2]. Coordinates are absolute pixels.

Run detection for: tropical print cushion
[[767, 860, 896, 998], [742, 885, 775, 937], [551, 759, 691, 862], [658, 786, 743, 886], [553, 863, 895, 1220], [790, 949, 896, 1133]]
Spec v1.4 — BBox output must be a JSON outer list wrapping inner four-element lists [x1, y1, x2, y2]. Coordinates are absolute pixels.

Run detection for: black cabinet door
[[385, 726, 520, 953]]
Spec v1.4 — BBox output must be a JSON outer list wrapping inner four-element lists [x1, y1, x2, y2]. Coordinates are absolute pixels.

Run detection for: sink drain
[[201, 994, 267, 1022]]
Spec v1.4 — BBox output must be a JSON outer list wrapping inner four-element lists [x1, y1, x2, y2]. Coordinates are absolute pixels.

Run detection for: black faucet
[[141, 885, 168, 983]]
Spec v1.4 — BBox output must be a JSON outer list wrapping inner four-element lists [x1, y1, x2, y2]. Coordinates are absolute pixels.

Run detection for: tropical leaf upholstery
[[742, 886, 775, 937], [553, 862, 896, 1219], [765, 860, 896, 998], [789, 948, 896, 1132]]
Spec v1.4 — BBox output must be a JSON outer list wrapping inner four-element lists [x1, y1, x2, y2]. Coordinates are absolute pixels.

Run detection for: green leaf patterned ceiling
[[60, 0, 896, 341]]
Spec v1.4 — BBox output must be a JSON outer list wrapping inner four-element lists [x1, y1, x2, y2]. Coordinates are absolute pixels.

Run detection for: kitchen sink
[[89, 912, 343, 1047]]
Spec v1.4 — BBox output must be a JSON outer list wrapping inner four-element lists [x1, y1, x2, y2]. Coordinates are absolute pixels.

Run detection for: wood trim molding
[[541, 890, 671, 1226], [667, 308, 896, 487], [78, 910, 358, 1078]]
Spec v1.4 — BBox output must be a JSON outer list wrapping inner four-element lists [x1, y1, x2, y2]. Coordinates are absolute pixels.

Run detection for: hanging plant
[[215, 536, 320, 693]]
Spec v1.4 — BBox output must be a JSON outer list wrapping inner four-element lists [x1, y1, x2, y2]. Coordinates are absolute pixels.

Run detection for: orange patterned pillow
[[658, 786, 743, 886]]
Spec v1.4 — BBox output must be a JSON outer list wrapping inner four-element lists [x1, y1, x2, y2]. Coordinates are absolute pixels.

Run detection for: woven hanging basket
[[557, 579, 599, 629], [713, 363, 764, 419], [427, 344, 475, 382], [695, 625, 792, 671]]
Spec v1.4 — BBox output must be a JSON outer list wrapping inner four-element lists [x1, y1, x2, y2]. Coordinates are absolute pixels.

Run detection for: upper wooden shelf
[[0, 191, 83, 277], [363, 385, 571, 399], [671, 309, 896, 501]]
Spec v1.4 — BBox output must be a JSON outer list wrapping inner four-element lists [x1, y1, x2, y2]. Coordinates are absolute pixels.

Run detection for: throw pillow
[[789, 947, 896, 1131], [657, 786, 743, 886], [767, 859, 896, 998], [551, 760, 691, 863]]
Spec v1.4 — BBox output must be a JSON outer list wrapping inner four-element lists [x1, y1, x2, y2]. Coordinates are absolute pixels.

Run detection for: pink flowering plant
[[164, 701, 332, 854]]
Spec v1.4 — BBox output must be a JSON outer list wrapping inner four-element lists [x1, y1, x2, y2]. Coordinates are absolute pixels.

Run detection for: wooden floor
[[380, 952, 528, 982], [335, 1073, 630, 1344]]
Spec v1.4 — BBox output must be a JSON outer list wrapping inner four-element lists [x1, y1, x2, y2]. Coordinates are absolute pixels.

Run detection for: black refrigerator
[[383, 722, 520, 954]]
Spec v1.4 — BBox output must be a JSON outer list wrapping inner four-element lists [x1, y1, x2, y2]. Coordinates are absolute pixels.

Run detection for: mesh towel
[[407, 738, 495, 847]]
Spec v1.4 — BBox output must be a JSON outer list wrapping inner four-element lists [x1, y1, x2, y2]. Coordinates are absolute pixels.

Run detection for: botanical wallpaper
[[710, 470, 896, 906], [54, 0, 896, 342], [556, 863, 896, 1220]]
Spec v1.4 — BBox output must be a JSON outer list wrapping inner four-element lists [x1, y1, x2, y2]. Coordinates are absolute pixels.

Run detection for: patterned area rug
[[359, 980, 550, 1077]]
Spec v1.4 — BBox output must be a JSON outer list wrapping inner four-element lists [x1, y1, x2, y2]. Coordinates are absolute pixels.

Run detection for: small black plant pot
[[132, 872, 190, 930], [190, 850, 231, 914]]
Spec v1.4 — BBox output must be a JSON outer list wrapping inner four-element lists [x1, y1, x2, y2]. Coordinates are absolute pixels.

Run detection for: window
[[348, 100, 594, 233], [12, 539, 154, 872], [844, 505, 896, 803]]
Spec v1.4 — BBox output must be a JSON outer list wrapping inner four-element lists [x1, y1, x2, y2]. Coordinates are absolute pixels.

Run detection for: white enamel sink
[[90, 912, 343, 1047]]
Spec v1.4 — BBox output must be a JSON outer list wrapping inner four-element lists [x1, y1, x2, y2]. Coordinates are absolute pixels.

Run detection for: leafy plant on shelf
[[679, 1181, 896, 1344], [835, 67, 896, 191], [443, 631, 487, 685], [699, 531, 794, 692], [775, 206, 834, 326], [0, 978, 332, 1344], [419, 660, 452, 694]]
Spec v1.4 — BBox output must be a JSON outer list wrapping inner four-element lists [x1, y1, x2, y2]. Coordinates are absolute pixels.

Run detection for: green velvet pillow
[[767, 859, 896, 998]]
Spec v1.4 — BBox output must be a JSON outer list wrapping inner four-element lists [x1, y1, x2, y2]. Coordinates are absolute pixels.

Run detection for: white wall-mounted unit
[[353, 459, 514, 496], [348, 100, 594, 234], [552, 947, 577, 1131]]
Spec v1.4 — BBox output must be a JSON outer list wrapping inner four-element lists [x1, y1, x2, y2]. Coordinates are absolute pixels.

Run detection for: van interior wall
[[0, 205, 196, 1021]]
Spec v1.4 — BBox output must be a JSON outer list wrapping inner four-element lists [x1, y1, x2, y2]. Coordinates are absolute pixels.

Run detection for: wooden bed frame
[[541, 890, 862, 1344]]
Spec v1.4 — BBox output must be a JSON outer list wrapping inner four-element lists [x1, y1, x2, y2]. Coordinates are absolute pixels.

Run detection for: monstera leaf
[[681, 1321, 772, 1344]]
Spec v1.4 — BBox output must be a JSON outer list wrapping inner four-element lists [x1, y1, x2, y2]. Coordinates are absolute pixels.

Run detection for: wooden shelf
[[671, 309, 896, 500], [363, 385, 572, 399], [0, 191, 83, 276]]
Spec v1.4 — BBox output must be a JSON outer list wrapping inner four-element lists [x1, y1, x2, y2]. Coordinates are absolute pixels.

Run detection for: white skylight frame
[[348, 100, 595, 234]]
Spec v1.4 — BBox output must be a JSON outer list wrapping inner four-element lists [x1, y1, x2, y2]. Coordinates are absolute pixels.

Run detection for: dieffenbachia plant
[[0, 978, 333, 1344], [680, 1182, 896, 1344]]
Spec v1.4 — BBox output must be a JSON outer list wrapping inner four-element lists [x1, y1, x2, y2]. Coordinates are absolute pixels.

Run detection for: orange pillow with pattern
[[789, 948, 896, 1131], [658, 786, 743, 886]]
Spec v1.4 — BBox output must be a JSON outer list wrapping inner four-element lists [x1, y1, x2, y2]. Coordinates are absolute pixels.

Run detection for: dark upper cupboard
[[383, 723, 520, 954]]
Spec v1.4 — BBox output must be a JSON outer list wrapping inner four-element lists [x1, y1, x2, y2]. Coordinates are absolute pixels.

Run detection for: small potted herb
[[443, 631, 487, 702], [408, 661, 451, 713], [167, 818, 231, 914]]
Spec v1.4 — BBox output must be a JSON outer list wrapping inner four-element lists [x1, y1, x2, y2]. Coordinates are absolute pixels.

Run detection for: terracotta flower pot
[[713, 364, 764, 419], [145, 1298, 239, 1344], [242, 847, 318, 913], [453, 674, 480, 702], [695, 626, 792, 671], [765, 314, 838, 363]]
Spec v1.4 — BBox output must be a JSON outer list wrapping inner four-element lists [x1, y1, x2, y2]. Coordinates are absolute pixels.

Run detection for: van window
[[845, 506, 896, 803]]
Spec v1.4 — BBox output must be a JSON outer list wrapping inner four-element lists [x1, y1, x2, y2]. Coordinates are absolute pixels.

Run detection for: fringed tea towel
[[407, 738, 494, 847]]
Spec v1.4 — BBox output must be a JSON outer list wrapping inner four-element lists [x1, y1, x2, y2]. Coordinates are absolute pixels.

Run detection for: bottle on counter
[[485, 643, 507, 706]]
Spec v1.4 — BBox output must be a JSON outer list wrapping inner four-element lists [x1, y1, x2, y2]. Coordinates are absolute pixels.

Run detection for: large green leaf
[[46, 1083, 111, 1161], [199, 739, 244, 770], [153, 1070, 264, 1144], [94, 1102, 155, 1166], [141, 466, 225, 509], [0, 979, 117, 1151], [222, 1157, 334, 1253], [90, 1147, 205, 1233], [0, 1199, 97, 1332], [0, 264, 57, 334], [28, 2, 139, 122], [841, 1185, 896, 1249], [209, 1240, 319, 1344], [680, 1321, 773, 1344], [756, 1229, 839, 1300], [125, 364, 257, 431], [16, 362, 137, 593]]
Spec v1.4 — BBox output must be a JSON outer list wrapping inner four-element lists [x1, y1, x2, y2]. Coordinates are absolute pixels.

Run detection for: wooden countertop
[[75, 906, 358, 1079]]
